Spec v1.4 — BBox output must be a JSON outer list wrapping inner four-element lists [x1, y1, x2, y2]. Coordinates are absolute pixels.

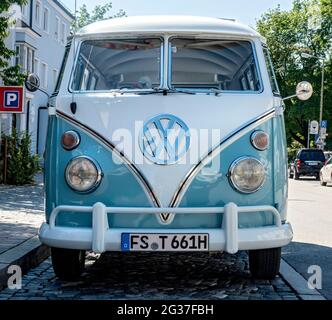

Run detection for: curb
[[279, 259, 326, 300], [0, 236, 50, 290]]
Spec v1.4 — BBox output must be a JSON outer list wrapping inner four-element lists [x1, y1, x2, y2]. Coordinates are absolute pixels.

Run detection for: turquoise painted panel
[[273, 114, 288, 221], [45, 116, 154, 228], [179, 119, 276, 228], [44, 115, 287, 229]]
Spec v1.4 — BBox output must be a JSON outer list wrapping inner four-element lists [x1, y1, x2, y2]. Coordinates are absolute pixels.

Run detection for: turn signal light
[[250, 131, 269, 151], [61, 131, 80, 150]]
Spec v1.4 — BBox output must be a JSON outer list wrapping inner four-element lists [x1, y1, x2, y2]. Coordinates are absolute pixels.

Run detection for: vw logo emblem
[[140, 114, 191, 165]]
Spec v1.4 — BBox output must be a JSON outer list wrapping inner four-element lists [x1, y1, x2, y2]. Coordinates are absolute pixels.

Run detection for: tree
[[0, 0, 27, 85], [256, 0, 332, 149], [73, 1, 126, 31]]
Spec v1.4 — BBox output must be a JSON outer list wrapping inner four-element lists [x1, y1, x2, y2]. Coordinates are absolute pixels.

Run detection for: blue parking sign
[[320, 120, 327, 128], [4, 91, 19, 108], [0, 86, 24, 113]]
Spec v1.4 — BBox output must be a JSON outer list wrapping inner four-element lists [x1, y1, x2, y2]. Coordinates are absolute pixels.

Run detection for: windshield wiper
[[109, 88, 197, 95], [130, 88, 196, 95]]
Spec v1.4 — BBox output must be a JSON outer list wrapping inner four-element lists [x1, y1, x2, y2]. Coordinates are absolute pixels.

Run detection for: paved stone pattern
[[0, 173, 44, 254], [0, 251, 299, 300]]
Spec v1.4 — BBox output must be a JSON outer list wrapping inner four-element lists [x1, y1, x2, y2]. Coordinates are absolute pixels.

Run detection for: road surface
[[284, 177, 332, 299]]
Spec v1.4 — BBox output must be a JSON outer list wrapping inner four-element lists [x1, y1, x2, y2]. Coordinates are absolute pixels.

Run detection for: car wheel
[[249, 247, 281, 279], [294, 171, 299, 180], [315, 174, 320, 181], [51, 248, 86, 281], [320, 173, 327, 186]]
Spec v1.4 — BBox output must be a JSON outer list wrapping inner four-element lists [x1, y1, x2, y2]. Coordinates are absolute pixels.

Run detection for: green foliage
[[287, 139, 305, 161], [0, 0, 27, 85], [72, 1, 126, 31], [2, 130, 40, 185], [256, 0, 332, 150]]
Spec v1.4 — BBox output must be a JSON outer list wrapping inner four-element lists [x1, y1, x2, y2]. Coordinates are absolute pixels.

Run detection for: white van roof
[[77, 15, 263, 40]]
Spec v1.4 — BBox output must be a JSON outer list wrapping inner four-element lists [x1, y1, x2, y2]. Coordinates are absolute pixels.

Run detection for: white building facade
[[2, 0, 74, 155]]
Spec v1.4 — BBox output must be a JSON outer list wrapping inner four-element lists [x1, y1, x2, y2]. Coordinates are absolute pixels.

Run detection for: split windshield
[[170, 38, 261, 91], [71, 38, 162, 91], [71, 37, 261, 92]]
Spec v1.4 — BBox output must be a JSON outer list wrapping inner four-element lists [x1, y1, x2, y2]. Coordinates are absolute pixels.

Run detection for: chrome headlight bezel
[[228, 156, 266, 194], [65, 156, 102, 193]]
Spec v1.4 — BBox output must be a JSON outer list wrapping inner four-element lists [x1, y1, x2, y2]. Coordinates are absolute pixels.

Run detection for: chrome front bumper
[[39, 202, 293, 254]]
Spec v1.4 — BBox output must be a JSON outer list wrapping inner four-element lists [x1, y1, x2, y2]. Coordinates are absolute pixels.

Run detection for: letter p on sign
[[0, 86, 24, 113]]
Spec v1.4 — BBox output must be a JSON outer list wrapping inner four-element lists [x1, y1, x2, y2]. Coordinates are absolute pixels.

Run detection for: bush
[[1, 130, 41, 185]]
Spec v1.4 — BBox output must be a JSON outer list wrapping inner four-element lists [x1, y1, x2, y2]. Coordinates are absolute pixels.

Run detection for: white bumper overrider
[[39, 202, 293, 254]]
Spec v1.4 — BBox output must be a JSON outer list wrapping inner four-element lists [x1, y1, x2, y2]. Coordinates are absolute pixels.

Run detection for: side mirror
[[282, 81, 313, 101], [296, 81, 313, 101], [25, 73, 40, 92]]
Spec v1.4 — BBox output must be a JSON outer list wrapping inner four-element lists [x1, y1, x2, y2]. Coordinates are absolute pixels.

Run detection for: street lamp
[[301, 52, 325, 149]]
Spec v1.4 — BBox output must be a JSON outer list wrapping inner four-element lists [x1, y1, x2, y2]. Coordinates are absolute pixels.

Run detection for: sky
[[63, 0, 294, 27]]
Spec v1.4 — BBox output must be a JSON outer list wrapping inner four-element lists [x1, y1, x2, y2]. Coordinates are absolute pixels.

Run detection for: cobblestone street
[[0, 251, 299, 300]]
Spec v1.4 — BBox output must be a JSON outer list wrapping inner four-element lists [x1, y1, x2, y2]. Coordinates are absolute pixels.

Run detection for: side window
[[263, 46, 280, 95], [53, 41, 71, 95]]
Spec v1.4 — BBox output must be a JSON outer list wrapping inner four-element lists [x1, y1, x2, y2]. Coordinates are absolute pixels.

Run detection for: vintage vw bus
[[28, 16, 312, 280]]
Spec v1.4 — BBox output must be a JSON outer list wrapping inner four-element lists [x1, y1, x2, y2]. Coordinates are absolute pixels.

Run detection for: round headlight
[[65, 156, 102, 193], [229, 157, 266, 193]]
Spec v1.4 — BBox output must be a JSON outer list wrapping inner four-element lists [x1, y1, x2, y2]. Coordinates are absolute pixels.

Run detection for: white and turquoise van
[[26, 16, 313, 280]]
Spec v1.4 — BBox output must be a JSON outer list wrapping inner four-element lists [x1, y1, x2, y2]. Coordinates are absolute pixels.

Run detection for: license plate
[[306, 161, 319, 166], [121, 233, 209, 252]]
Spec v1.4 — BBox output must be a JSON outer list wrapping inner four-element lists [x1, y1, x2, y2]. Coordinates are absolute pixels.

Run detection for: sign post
[[0, 86, 24, 113], [308, 120, 319, 148], [319, 120, 327, 150]]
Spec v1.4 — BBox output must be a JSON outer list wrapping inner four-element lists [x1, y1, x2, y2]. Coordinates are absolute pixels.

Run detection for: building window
[[27, 47, 34, 73], [35, 1, 41, 26], [55, 17, 60, 41], [43, 7, 49, 32], [40, 62, 48, 89], [21, 3, 28, 19], [15, 45, 20, 66], [34, 58, 40, 77], [15, 44, 35, 73], [23, 46, 27, 70], [52, 69, 58, 88], [60, 22, 66, 45]]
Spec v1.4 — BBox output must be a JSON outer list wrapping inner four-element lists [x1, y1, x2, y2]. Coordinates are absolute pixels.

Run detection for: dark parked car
[[289, 148, 325, 180]]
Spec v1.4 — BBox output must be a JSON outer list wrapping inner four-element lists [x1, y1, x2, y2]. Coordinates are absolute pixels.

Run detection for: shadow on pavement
[[283, 241, 332, 300], [0, 222, 40, 254]]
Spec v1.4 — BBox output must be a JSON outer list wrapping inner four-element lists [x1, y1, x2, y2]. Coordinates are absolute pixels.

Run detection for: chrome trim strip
[[56, 110, 161, 208], [169, 108, 276, 207]]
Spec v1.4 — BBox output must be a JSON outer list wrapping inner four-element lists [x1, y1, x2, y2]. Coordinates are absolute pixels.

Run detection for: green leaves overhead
[[72, 1, 126, 31], [0, 0, 27, 85], [257, 0, 332, 149]]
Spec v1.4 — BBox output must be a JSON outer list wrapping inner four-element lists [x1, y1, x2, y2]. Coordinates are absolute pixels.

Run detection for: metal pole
[[319, 60, 325, 150], [307, 120, 310, 149]]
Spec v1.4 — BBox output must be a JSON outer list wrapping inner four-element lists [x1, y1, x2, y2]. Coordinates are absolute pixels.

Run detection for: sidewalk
[[0, 173, 49, 289]]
